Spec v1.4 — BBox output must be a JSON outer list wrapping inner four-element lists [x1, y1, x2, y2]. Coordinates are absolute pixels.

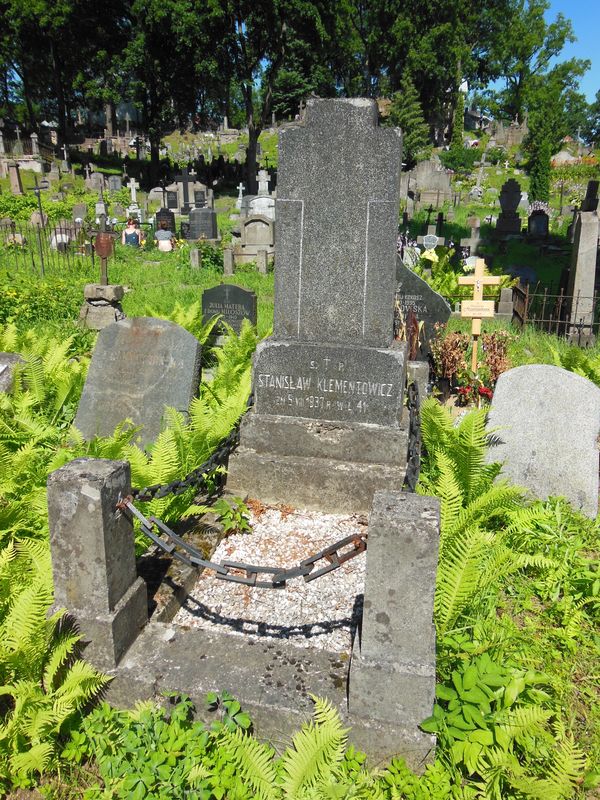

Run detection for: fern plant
[[0, 539, 107, 789]]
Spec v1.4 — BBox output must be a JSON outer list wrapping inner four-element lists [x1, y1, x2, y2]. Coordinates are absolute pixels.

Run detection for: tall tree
[[386, 74, 431, 168], [486, 0, 588, 122]]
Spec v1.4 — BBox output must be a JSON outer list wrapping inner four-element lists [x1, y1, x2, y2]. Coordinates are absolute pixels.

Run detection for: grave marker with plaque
[[227, 98, 408, 512], [202, 284, 257, 333]]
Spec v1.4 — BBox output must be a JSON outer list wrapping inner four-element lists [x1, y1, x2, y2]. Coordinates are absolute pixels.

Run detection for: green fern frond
[[218, 726, 278, 800], [280, 697, 348, 797]]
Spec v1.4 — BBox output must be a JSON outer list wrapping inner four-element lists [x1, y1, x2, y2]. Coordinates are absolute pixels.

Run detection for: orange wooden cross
[[458, 258, 502, 372]]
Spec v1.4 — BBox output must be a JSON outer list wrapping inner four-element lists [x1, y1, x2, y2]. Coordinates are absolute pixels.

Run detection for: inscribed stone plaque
[[395, 257, 451, 360], [253, 340, 406, 427], [487, 365, 600, 517], [74, 318, 201, 448], [275, 98, 402, 346], [188, 208, 218, 240], [108, 175, 122, 192], [167, 191, 178, 209], [202, 284, 257, 333]]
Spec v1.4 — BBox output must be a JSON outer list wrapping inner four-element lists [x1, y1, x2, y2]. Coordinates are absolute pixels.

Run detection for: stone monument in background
[[227, 98, 408, 511]]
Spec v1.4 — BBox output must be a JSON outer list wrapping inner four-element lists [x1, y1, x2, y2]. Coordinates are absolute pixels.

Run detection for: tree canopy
[[0, 0, 596, 176]]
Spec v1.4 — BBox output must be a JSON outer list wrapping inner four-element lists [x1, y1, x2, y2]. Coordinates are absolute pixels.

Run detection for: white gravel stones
[[174, 506, 367, 654]]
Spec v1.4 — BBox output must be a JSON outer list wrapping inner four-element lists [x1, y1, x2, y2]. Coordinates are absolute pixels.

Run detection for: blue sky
[[547, 0, 598, 101]]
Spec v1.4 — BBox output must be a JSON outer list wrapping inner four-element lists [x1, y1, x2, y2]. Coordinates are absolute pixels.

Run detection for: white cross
[[62, 144, 68, 160], [189, 169, 197, 179], [127, 178, 139, 204]]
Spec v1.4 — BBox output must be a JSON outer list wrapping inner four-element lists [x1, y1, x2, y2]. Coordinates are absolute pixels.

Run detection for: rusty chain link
[[403, 382, 421, 493], [130, 394, 254, 502], [118, 498, 367, 589]]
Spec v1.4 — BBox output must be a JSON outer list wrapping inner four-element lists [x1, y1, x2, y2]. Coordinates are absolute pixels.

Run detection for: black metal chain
[[130, 394, 254, 502], [118, 498, 367, 590], [403, 382, 422, 493]]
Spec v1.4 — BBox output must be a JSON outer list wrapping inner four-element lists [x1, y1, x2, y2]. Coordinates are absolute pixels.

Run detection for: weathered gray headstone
[[108, 175, 122, 192], [395, 257, 451, 360], [74, 317, 202, 448], [202, 284, 257, 333], [0, 352, 24, 392], [528, 210, 549, 238], [72, 203, 88, 221], [487, 365, 600, 517], [227, 98, 407, 512]]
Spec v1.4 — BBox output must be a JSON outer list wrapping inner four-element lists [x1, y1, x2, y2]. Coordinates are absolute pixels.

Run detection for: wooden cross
[[458, 258, 502, 372]]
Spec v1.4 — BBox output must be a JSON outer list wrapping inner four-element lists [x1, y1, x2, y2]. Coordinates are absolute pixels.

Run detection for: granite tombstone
[[202, 284, 257, 333], [395, 257, 451, 359], [187, 207, 218, 240], [487, 365, 600, 517], [227, 98, 408, 512], [74, 318, 202, 449]]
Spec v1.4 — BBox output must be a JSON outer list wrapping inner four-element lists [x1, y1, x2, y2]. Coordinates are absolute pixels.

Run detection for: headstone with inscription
[[186, 207, 218, 240], [74, 318, 202, 449], [108, 175, 122, 192], [528, 210, 549, 238], [227, 98, 408, 512], [395, 257, 451, 360], [155, 207, 176, 232], [202, 284, 257, 333]]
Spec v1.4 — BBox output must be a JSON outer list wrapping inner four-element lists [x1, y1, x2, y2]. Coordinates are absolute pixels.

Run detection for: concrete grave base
[[105, 622, 433, 771], [227, 413, 408, 512]]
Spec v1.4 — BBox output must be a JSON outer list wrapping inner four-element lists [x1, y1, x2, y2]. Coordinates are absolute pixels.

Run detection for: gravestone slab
[[74, 318, 202, 449], [528, 210, 549, 238], [202, 284, 257, 333], [187, 208, 218, 240], [274, 98, 401, 346], [155, 207, 176, 232], [108, 175, 122, 192], [166, 191, 178, 210], [487, 365, 600, 517], [0, 352, 24, 392], [72, 203, 88, 221], [395, 257, 451, 359], [566, 209, 599, 338], [194, 190, 206, 208], [349, 491, 439, 756], [227, 98, 408, 512]]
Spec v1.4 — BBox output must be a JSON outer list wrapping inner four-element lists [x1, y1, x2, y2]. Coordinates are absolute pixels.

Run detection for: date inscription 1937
[[256, 355, 399, 422]]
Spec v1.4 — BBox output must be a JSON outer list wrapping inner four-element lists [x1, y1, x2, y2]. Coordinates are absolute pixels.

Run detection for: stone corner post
[[47, 458, 147, 671], [348, 490, 440, 771]]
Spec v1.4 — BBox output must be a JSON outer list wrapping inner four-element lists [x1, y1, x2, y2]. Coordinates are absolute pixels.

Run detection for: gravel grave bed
[[174, 503, 367, 655]]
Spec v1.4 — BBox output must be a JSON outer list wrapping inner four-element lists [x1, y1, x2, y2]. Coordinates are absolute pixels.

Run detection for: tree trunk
[[150, 137, 160, 185], [49, 40, 67, 141]]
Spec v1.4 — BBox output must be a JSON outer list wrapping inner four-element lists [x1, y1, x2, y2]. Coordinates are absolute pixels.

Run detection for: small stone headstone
[[72, 203, 88, 222], [30, 210, 48, 227], [487, 365, 600, 517], [202, 284, 257, 333], [0, 353, 24, 393], [187, 208, 218, 240], [155, 207, 176, 232], [74, 317, 202, 449], [194, 190, 206, 208], [166, 191, 178, 210], [395, 257, 451, 360], [108, 175, 122, 192], [113, 204, 126, 219], [90, 172, 105, 191], [528, 210, 549, 238]]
